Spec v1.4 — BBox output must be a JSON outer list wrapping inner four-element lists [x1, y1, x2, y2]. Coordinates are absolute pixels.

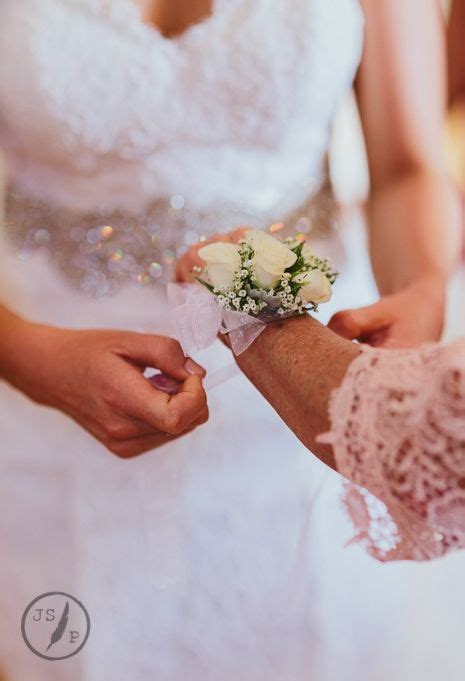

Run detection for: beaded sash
[[4, 180, 338, 297]]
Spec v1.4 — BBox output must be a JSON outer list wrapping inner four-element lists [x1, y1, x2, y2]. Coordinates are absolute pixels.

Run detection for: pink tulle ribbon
[[167, 283, 267, 356]]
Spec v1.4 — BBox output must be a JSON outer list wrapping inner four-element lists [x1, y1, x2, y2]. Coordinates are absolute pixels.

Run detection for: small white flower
[[239, 290, 247, 297]]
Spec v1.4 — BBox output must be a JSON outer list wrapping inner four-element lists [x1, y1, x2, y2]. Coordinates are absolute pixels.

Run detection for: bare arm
[[359, 0, 457, 290], [229, 315, 360, 470], [331, 0, 461, 347], [0, 303, 208, 457]]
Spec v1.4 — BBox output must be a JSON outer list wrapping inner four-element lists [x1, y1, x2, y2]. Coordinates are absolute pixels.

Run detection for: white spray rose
[[198, 242, 241, 289], [301, 242, 314, 263], [293, 269, 332, 304], [246, 230, 297, 288]]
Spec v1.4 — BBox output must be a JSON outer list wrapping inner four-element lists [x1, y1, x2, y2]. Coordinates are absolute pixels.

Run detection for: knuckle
[[104, 420, 131, 441], [330, 311, 352, 330], [197, 396, 208, 413], [106, 441, 141, 459], [100, 380, 124, 408], [332, 310, 350, 323], [164, 409, 184, 435], [161, 337, 182, 355], [106, 442, 127, 458]]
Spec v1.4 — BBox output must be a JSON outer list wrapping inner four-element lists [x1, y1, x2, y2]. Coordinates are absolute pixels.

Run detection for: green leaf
[[194, 276, 215, 293], [286, 257, 305, 275], [291, 242, 304, 258]]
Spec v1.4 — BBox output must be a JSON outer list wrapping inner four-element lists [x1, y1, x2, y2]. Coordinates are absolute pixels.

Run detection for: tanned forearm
[[231, 315, 360, 470]]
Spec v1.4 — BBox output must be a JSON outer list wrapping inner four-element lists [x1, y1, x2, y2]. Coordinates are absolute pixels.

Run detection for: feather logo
[[22, 592, 90, 660], [46, 601, 69, 652]]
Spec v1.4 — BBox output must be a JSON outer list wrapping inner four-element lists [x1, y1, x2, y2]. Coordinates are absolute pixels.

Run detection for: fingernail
[[149, 373, 181, 395], [184, 358, 206, 376]]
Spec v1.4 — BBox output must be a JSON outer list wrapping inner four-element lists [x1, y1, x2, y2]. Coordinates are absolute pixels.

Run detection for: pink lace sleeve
[[321, 340, 465, 562]]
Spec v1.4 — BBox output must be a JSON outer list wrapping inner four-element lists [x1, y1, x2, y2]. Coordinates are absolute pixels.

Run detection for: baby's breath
[[199, 231, 337, 317]]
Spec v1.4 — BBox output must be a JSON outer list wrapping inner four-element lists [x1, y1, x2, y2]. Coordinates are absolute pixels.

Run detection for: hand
[[329, 277, 446, 348], [175, 227, 248, 283], [1, 320, 208, 458]]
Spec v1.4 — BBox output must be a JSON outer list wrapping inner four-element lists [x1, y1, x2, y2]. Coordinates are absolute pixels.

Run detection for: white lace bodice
[[0, 0, 363, 295], [0, 0, 363, 213]]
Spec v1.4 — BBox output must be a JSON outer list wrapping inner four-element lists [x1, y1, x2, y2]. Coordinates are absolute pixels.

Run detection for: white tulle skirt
[[1, 223, 465, 681]]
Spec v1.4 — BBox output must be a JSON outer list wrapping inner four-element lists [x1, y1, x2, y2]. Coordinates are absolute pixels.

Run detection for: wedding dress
[[1, 1, 464, 680]]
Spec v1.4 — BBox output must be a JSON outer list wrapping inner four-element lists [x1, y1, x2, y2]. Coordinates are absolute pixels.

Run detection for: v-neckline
[[126, 0, 221, 44]]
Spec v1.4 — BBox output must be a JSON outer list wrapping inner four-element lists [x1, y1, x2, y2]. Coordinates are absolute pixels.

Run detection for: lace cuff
[[321, 341, 465, 562]]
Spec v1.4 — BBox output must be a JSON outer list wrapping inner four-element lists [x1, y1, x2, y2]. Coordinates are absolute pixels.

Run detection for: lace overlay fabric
[[0, 0, 363, 214], [323, 341, 465, 562]]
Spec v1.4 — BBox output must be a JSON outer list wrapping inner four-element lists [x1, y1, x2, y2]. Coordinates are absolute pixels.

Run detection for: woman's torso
[[0, 0, 363, 310]]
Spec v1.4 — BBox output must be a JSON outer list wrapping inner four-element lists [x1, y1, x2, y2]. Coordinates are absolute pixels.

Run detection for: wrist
[[234, 314, 360, 466], [0, 316, 57, 397], [406, 272, 447, 308], [0, 311, 30, 374]]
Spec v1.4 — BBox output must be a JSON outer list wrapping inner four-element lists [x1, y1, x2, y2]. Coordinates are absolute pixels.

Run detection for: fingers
[[227, 226, 249, 242], [91, 408, 209, 459], [162, 374, 209, 435], [329, 302, 393, 342], [119, 333, 205, 380], [122, 371, 208, 436], [328, 310, 361, 340], [174, 226, 251, 283], [175, 250, 204, 283], [108, 433, 172, 457], [106, 408, 209, 458], [88, 370, 209, 457]]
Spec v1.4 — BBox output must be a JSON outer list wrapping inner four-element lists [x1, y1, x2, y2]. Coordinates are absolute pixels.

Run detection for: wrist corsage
[[168, 229, 338, 356]]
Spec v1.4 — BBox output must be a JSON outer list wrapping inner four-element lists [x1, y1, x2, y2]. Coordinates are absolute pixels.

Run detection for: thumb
[[120, 333, 205, 381], [329, 301, 393, 341]]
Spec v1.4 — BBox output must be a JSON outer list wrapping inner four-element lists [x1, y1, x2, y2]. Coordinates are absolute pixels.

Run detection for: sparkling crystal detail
[[295, 217, 312, 234], [5, 184, 336, 298], [170, 194, 185, 210], [34, 228, 51, 244], [148, 262, 163, 279]]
